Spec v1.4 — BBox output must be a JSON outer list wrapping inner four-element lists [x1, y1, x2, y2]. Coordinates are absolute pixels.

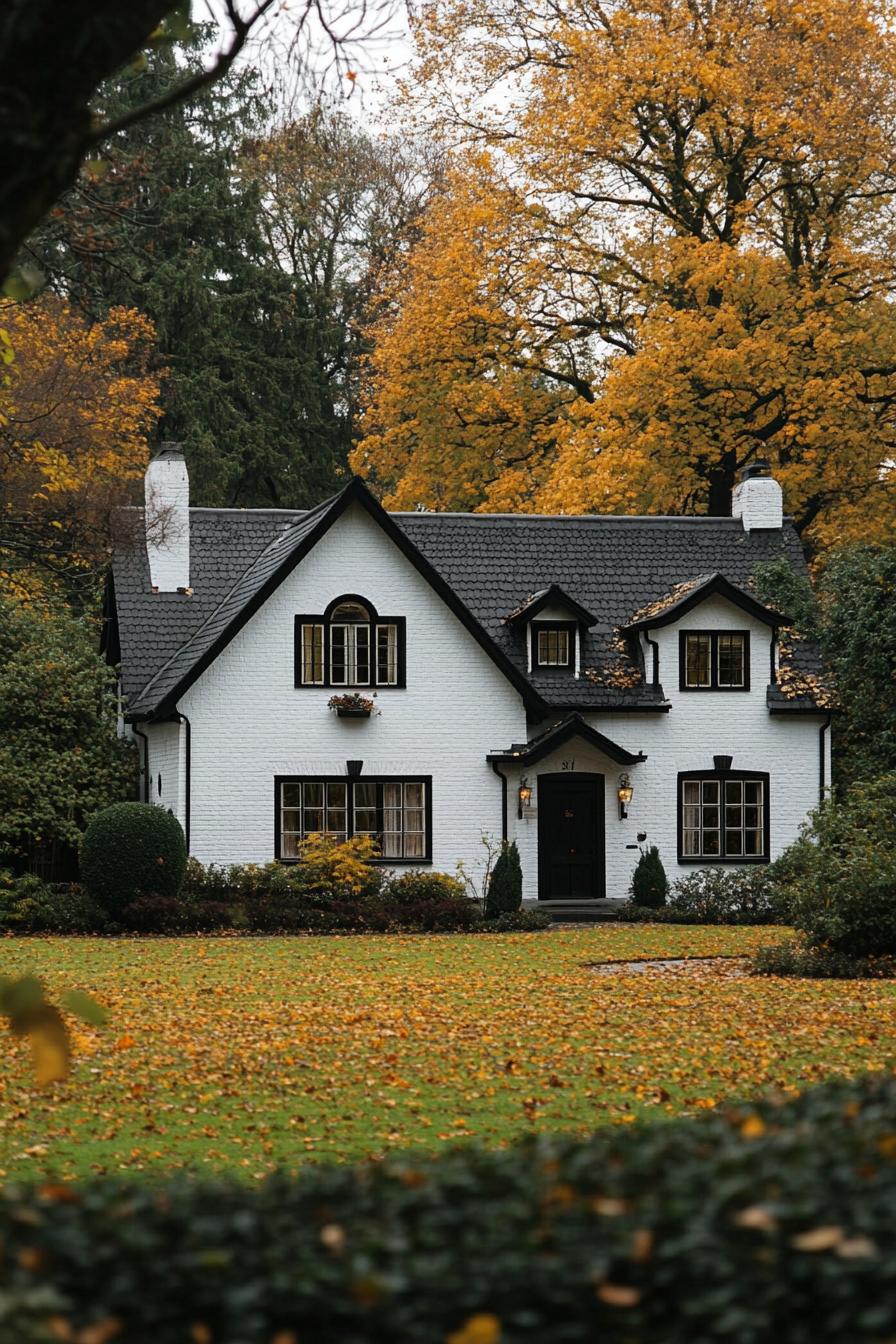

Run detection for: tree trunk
[[0, 1, 177, 285]]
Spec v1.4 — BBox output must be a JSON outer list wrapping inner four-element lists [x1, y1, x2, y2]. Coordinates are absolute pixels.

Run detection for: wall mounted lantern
[[518, 777, 533, 818], [617, 772, 634, 819]]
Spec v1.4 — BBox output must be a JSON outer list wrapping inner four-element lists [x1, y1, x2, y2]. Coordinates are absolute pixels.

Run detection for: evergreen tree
[[22, 33, 347, 509], [631, 846, 668, 908], [485, 841, 523, 917]]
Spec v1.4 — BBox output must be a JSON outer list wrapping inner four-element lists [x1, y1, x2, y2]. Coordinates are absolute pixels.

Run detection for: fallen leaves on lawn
[[0, 924, 894, 1180]]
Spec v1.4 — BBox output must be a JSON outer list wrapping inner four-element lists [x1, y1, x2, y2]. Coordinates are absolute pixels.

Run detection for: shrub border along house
[[2, 823, 550, 935], [4, 1073, 896, 1342]]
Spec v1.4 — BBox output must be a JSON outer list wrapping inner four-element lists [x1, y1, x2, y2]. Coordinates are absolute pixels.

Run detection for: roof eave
[[488, 714, 648, 767], [622, 573, 792, 633]]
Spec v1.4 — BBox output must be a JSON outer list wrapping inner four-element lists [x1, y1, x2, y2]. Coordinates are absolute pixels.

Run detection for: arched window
[[330, 599, 372, 686], [294, 595, 405, 688]]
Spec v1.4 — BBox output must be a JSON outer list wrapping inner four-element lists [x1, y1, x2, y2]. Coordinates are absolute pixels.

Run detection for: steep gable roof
[[111, 481, 824, 719], [123, 478, 545, 720]]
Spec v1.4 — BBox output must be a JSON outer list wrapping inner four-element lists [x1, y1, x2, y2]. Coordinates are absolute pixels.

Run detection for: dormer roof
[[504, 584, 598, 628], [621, 572, 792, 633]]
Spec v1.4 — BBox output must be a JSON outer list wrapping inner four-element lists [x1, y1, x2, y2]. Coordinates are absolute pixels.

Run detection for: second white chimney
[[731, 459, 783, 532], [145, 443, 190, 592]]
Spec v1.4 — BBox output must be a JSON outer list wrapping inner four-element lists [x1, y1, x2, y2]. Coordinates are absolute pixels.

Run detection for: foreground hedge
[[6, 1074, 896, 1342]]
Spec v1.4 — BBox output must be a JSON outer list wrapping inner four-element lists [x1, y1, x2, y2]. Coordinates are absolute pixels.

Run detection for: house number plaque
[[560, 759, 576, 771]]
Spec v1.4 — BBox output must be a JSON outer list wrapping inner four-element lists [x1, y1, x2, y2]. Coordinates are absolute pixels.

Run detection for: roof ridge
[[396, 511, 797, 524], [188, 507, 308, 517]]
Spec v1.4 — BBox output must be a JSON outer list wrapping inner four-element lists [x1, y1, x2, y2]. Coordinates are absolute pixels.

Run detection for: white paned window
[[279, 778, 430, 862], [682, 631, 749, 690], [376, 624, 399, 685], [296, 598, 404, 687], [300, 624, 324, 685], [280, 780, 348, 857], [536, 627, 570, 667], [680, 775, 766, 861]]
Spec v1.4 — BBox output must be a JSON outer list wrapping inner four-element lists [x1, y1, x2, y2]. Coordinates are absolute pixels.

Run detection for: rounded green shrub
[[787, 775, 896, 957], [485, 840, 523, 917], [630, 844, 668, 907], [80, 802, 187, 913]]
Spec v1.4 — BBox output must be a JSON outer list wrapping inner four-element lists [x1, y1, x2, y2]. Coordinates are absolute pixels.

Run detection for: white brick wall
[[138, 519, 829, 899], [172, 504, 526, 870], [508, 594, 829, 897]]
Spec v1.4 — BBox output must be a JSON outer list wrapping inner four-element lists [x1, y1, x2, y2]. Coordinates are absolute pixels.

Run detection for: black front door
[[537, 773, 605, 900]]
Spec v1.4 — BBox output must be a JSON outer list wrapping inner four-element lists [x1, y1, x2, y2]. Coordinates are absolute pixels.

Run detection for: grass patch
[[0, 925, 894, 1180]]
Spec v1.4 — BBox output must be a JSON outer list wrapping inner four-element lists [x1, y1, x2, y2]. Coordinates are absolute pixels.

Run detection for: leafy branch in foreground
[[0, 975, 106, 1086]]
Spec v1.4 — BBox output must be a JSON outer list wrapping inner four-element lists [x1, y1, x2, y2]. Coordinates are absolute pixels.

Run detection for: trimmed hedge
[[5, 1074, 896, 1340], [80, 803, 187, 913]]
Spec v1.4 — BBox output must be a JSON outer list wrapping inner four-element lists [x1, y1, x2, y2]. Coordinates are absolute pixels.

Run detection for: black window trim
[[531, 619, 578, 670], [677, 768, 770, 864], [679, 629, 751, 692], [294, 593, 407, 689], [274, 774, 432, 864]]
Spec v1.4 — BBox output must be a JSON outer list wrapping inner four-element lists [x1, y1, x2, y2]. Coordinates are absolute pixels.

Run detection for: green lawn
[[1, 926, 894, 1180]]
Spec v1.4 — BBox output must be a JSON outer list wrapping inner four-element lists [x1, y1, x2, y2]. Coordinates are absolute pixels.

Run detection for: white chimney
[[731, 459, 783, 531], [145, 443, 190, 592]]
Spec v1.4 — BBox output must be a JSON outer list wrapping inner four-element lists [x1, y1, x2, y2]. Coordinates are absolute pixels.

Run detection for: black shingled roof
[[110, 478, 824, 719]]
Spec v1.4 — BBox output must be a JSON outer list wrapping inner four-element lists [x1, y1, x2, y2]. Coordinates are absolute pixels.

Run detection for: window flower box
[[328, 692, 378, 718]]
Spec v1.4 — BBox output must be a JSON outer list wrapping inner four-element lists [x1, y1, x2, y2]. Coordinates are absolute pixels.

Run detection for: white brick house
[[103, 449, 832, 904]]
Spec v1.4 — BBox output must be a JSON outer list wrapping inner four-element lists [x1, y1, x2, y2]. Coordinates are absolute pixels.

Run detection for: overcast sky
[[200, 0, 415, 128]]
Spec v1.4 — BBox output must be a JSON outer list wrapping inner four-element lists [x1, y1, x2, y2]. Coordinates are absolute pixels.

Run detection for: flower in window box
[[327, 691, 378, 718]]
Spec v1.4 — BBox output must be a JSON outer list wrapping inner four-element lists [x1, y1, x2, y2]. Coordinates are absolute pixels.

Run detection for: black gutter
[[132, 725, 149, 803], [490, 759, 508, 843], [644, 631, 660, 686], [819, 711, 832, 803], [176, 711, 192, 851]]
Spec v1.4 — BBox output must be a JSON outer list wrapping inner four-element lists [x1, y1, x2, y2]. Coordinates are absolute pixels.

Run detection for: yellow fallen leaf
[[447, 1313, 502, 1344], [791, 1226, 844, 1252], [32, 1024, 69, 1086], [597, 1282, 641, 1307]]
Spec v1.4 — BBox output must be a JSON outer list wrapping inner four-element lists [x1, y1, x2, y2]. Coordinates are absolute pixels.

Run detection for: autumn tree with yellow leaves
[[356, 0, 896, 546], [0, 296, 161, 601]]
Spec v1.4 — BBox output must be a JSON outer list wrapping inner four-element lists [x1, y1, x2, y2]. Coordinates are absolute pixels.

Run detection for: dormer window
[[533, 623, 575, 669], [295, 595, 405, 688], [505, 586, 597, 680], [680, 631, 749, 691]]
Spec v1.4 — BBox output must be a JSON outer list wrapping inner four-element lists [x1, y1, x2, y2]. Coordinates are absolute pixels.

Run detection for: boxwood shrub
[[80, 803, 187, 913], [5, 1073, 896, 1341]]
